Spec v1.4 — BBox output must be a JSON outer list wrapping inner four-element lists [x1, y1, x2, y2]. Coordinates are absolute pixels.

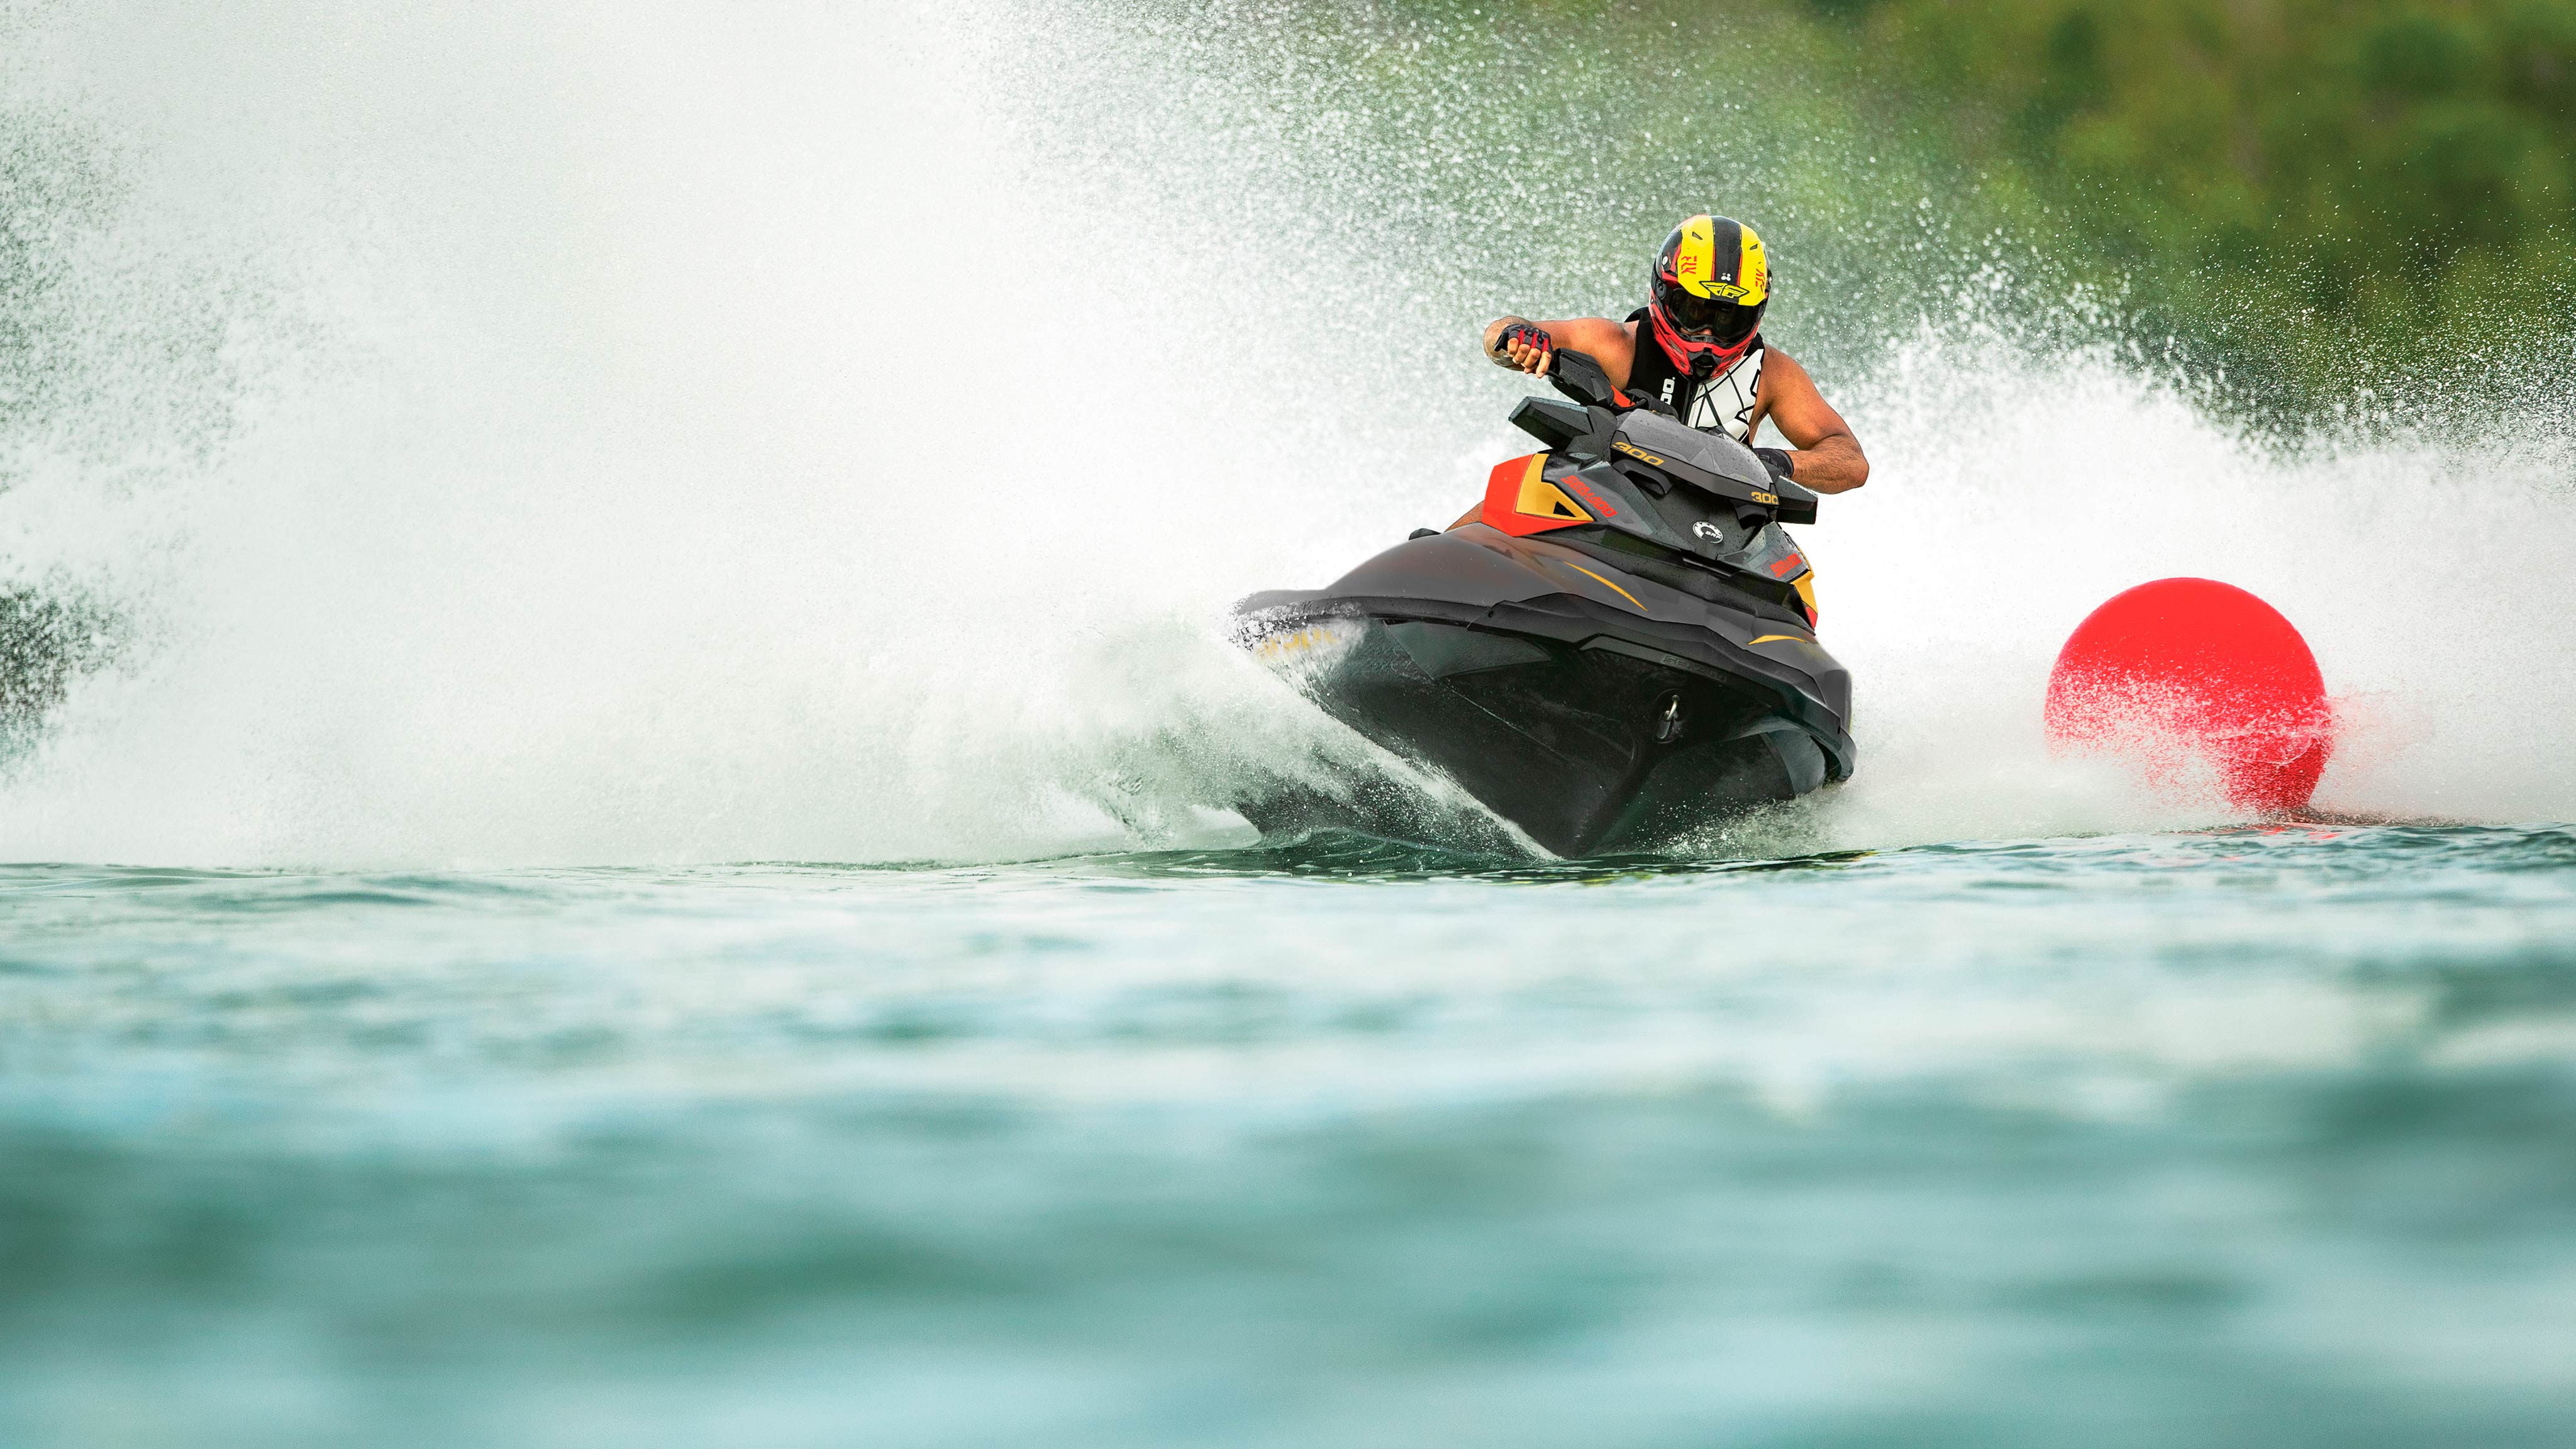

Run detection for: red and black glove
[[1494, 321, 1555, 372]]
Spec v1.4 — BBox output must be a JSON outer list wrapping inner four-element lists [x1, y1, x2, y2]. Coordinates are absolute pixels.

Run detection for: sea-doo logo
[[1565, 477, 1617, 516], [1611, 440, 1665, 468], [1692, 521, 1723, 541]]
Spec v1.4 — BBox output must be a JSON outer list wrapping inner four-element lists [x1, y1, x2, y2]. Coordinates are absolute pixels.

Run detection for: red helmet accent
[[1646, 297, 1758, 377]]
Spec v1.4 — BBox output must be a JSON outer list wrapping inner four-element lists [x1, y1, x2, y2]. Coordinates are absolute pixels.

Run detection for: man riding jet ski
[[1231, 215, 1868, 857], [1487, 213, 1869, 501]]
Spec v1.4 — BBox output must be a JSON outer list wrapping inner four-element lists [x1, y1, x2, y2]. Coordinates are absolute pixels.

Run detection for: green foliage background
[[1822, 0, 2575, 406]]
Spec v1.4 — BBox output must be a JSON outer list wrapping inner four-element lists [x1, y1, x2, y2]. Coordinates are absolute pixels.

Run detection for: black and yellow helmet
[[1647, 214, 1770, 374]]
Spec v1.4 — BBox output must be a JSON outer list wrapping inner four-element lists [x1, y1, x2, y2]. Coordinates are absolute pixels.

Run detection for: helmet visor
[[1657, 280, 1762, 348]]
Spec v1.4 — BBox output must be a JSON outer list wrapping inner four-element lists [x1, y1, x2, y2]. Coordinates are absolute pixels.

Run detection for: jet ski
[[1231, 349, 1855, 857]]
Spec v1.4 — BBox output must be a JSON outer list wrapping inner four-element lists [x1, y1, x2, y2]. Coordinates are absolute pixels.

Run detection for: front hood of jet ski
[[1237, 524, 1854, 772]]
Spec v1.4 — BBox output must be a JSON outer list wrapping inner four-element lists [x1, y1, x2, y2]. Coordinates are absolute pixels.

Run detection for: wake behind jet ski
[[1232, 347, 1855, 857]]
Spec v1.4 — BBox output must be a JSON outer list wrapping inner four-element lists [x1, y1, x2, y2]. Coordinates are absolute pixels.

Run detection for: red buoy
[[2045, 577, 2333, 814]]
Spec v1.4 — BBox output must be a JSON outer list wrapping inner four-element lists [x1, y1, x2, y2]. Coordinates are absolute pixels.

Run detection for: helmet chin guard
[[1648, 300, 1756, 378]]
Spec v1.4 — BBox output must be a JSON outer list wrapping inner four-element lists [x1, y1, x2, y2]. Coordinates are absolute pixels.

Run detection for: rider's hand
[[1493, 321, 1554, 375]]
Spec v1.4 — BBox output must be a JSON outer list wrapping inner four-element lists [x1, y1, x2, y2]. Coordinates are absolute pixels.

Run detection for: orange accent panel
[[1481, 453, 1591, 536]]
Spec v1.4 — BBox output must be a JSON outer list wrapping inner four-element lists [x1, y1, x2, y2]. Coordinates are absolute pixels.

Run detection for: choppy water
[[3, 2, 2574, 1443], [6, 824, 2573, 1446]]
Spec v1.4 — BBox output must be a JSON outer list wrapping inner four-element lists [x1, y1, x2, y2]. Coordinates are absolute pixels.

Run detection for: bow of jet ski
[[1231, 350, 1855, 858]]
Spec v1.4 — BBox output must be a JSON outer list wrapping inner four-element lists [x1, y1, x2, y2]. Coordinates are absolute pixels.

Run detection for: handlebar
[[1547, 348, 1675, 418]]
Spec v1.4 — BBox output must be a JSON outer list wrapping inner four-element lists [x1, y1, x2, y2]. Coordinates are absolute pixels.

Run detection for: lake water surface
[[6, 824, 2571, 1446]]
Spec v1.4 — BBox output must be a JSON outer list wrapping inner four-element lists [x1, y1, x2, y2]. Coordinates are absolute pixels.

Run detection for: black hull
[[1233, 526, 1855, 858], [1239, 613, 1828, 856]]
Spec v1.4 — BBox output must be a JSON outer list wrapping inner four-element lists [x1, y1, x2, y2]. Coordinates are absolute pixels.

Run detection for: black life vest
[[1624, 307, 1765, 440]]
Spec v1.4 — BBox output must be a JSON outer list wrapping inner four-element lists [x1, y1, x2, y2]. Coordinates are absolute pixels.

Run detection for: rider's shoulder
[[1552, 315, 1640, 356]]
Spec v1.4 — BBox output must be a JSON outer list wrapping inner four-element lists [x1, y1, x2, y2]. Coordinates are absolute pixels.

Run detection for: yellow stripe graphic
[[1675, 214, 1718, 290], [1735, 224, 1768, 306], [1565, 563, 1645, 611], [1515, 458, 1591, 523]]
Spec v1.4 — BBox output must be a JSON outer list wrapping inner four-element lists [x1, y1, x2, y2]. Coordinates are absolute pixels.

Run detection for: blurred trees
[[1813, 0, 2576, 402]]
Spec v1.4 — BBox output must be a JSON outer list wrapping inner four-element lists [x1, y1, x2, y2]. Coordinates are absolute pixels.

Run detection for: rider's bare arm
[[1481, 322, 1868, 492], [1751, 349, 1868, 494], [1482, 316, 1638, 386]]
